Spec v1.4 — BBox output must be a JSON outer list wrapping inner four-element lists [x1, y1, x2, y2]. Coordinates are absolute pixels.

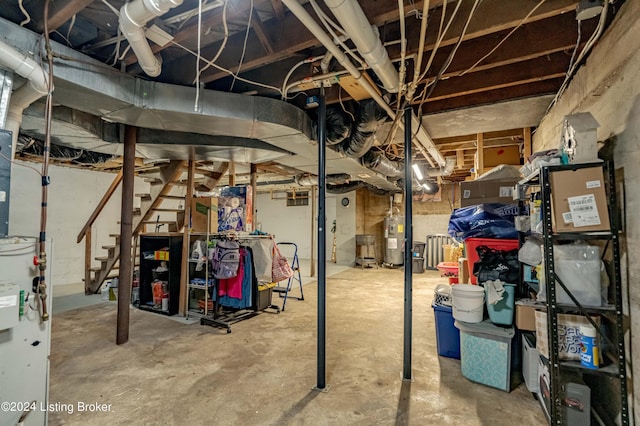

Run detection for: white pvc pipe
[[324, 0, 399, 93], [0, 39, 49, 157], [282, 0, 445, 167], [119, 0, 183, 77]]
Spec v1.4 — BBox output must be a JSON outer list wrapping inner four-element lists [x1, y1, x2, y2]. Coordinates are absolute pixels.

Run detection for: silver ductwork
[[119, 0, 183, 77], [0, 39, 49, 157], [0, 17, 400, 191]]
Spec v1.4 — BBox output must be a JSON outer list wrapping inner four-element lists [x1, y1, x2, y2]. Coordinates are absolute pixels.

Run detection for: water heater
[[384, 214, 404, 266]]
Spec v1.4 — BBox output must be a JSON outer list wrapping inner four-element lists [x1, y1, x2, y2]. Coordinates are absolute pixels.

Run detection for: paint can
[[580, 324, 599, 369]]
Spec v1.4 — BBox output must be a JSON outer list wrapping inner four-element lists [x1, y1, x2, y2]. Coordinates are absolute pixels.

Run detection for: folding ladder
[[272, 242, 304, 311]]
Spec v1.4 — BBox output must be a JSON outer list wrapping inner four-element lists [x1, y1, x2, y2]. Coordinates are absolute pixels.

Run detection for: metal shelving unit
[[518, 161, 629, 425]]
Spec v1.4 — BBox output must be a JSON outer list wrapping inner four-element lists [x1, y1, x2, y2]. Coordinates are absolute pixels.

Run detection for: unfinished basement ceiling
[[0, 0, 626, 185]]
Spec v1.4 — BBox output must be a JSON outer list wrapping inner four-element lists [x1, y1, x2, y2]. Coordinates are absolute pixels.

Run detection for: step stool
[[272, 242, 303, 311]]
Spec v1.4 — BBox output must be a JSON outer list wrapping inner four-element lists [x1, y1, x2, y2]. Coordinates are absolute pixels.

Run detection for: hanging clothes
[[218, 247, 256, 309], [218, 247, 245, 299]]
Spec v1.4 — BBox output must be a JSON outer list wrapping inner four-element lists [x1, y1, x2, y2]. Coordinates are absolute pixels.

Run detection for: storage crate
[[486, 282, 516, 326], [432, 304, 460, 359], [455, 320, 521, 391], [465, 238, 519, 284], [522, 333, 539, 393]]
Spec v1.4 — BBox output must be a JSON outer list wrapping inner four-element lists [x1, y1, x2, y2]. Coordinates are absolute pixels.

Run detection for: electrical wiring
[[458, 0, 547, 76], [171, 40, 283, 95], [548, 0, 609, 112], [397, 0, 408, 98], [0, 152, 43, 177], [566, 20, 582, 78], [407, 0, 430, 100], [416, 0, 461, 84], [338, 87, 355, 122], [416, 0, 480, 115], [101, 0, 120, 16], [281, 56, 325, 100], [230, 0, 254, 91], [66, 14, 76, 46], [194, 0, 230, 80], [18, 0, 31, 26], [309, 0, 365, 67]]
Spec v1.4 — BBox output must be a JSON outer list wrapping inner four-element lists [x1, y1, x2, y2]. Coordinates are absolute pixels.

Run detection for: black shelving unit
[[138, 234, 183, 316], [518, 161, 629, 425]]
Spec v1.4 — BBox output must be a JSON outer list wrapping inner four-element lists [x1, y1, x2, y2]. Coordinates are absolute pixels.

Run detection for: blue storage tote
[[486, 282, 516, 325], [455, 320, 521, 392], [432, 304, 460, 359]]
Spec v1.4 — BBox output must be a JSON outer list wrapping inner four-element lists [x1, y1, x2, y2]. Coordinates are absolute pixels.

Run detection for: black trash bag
[[472, 245, 520, 284]]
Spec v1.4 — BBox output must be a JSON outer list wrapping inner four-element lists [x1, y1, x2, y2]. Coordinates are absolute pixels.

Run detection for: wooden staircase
[[79, 160, 186, 294]]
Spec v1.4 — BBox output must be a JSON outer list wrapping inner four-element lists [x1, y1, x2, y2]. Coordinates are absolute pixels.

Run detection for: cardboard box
[[549, 166, 610, 233], [460, 178, 519, 207], [534, 311, 600, 360], [190, 197, 218, 233], [482, 146, 521, 168], [515, 299, 540, 331], [218, 186, 253, 232]]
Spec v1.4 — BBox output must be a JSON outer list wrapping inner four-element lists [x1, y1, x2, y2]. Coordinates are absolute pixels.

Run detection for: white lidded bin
[[451, 284, 485, 323]]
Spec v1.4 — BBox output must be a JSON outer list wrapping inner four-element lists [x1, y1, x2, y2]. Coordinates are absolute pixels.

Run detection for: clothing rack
[[196, 233, 278, 333]]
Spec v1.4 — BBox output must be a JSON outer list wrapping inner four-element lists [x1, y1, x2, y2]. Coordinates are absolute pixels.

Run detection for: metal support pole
[[250, 163, 258, 231], [117, 125, 136, 345], [310, 185, 317, 278], [316, 87, 327, 390], [402, 105, 413, 380]]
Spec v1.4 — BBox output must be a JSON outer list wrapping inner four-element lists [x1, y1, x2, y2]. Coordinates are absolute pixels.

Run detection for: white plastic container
[[580, 324, 599, 369], [451, 284, 485, 323]]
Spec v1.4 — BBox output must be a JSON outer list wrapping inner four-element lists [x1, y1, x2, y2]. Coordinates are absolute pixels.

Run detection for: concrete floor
[[48, 268, 546, 425]]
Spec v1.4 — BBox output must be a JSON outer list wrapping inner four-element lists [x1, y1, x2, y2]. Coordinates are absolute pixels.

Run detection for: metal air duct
[[119, 0, 183, 77], [0, 39, 48, 157]]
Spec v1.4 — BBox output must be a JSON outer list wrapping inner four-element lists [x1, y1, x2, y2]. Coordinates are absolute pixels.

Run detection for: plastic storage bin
[[465, 238, 519, 284], [455, 320, 520, 391], [486, 282, 516, 325], [522, 333, 539, 393], [432, 304, 460, 359]]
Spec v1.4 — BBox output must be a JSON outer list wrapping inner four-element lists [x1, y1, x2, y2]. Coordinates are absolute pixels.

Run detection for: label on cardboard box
[[567, 194, 601, 227], [586, 180, 601, 189], [562, 212, 573, 224], [463, 190, 471, 199], [499, 186, 513, 197]]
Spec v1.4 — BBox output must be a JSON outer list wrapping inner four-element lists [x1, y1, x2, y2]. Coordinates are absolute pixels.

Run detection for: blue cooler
[[432, 304, 460, 359], [486, 283, 516, 325]]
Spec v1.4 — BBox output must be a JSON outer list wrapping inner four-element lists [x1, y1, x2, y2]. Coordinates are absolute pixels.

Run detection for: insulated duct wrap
[[295, 173, 351, 186], [362, 150, 403, 177], [339, 100, 385, 159], [326, 107, 352, 146]]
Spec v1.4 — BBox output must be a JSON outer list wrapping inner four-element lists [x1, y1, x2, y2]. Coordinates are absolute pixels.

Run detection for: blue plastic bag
[[448, 203, 521, 241]]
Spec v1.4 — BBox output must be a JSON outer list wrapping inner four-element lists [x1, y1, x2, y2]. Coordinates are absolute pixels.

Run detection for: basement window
[[286, 191, 309, 207]]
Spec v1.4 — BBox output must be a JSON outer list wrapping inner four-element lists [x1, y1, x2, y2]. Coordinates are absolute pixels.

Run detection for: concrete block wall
[[8, 162, 149, 286]]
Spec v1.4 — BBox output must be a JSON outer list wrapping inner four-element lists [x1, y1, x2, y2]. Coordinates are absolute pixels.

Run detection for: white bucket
[[451, 284, 485, 323]]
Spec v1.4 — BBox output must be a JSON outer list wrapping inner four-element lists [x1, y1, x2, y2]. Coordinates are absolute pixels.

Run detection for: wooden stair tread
[[102, 245, 117, 250], [144, 178, 163, 185], [159, 195, 185, 200], [135, 193, 152, 200], [142, 220, 177, 224], [151, 208, 184, 212]]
